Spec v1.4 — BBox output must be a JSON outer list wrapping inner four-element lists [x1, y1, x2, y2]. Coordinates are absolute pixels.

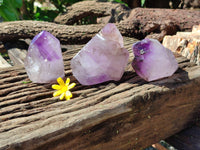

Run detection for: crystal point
[[71, 23, 129, 85], [132, 38, 178, 81], [24, 31, 65, 83]]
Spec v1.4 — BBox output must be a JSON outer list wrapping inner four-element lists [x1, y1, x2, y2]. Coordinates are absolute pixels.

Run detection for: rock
[[117, 8, 200, 41], [163, 25, 200, 65], [132, 38, 178, 81], [71, 23, 129, 85], [24, 31, 65, 83]]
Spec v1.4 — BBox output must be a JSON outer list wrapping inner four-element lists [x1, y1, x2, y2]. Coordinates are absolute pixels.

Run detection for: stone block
[[163, 25, 200, 65]]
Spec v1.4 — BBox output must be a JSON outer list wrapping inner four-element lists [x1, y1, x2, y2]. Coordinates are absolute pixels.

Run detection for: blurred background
[[0, 0, 200, 22]]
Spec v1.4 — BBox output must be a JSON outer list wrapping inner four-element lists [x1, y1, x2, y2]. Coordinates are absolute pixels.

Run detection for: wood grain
[[0, 55, 11, 68], [0, 37, 200, 150], [8, 48, 27, 66]]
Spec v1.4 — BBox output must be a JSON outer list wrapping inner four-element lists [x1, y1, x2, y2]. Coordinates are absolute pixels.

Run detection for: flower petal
[[57, 77, 65, 86], [65, 96, 71, 100], [52, 84, 61, 90], [65, 78, 70, 86], [65, 91, 72, 100], [68, 83, 76, 90], [59, 92, 65, 100], [53, 90, 63, 97]]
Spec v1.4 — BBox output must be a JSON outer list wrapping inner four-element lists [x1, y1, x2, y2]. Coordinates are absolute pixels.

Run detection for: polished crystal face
[[132, 38, 178, 81], [71, 23, 129, 85], [24, 31, 65, 83]]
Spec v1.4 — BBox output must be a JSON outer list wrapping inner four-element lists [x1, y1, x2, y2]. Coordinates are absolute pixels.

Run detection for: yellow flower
[[52, 77, 76, 100]]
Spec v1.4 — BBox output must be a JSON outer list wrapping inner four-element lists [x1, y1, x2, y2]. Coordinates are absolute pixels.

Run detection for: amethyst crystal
[[71, 23, 129, 85], [132, 38, 178, 81], [24, 31, 65, 83]]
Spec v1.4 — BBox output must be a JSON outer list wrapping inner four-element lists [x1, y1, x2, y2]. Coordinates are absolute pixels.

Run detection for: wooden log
[[0, 21, 104, 44], [8, 48, 27, 66], [0, 55, 11, 68], [54, 1, 130, 25], [0, 37, 200, 150]]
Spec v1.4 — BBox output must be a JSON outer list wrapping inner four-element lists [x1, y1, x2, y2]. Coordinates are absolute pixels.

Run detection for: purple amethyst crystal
[[24, 31, 65, 83], [71, 23, 129, 85], [132, 38, 178, 81]]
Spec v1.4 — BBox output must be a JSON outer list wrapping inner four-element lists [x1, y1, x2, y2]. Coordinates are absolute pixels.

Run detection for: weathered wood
[[0, 55, 11, 68], [0, 21, 103, 44], [8, 48, 27, 66], [0, 37, 200, 150], [54, 1, 130, 25]]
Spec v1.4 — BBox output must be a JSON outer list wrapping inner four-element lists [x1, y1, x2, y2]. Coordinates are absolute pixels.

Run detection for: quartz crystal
[[71, 23, 129, 85], [24, 31, 65, 83], [132, 38, 178, 81]]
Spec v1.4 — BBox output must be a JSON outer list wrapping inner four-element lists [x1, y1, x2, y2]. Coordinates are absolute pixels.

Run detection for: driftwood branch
[[0, 38, 200, 150], [54, 1, 130, 25], [0, 21, 103, 44]]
